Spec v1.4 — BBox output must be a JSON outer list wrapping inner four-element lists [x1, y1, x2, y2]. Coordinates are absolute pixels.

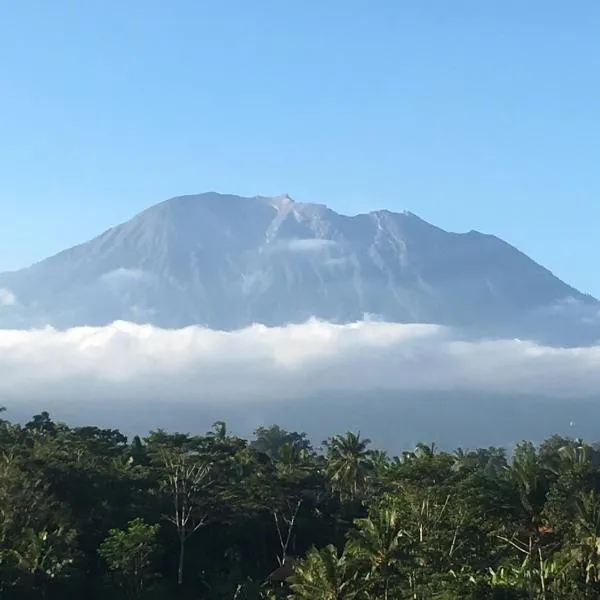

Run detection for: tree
[[500, 441, 552, 599], [0, 452, 80, 598], [99, 518, 160, 599], [7, 410, 600, 599], [325, 432, 374, 503], [568, 490, 600, 587], [25, 412, 57, 438], [209, 420, 229, 440], [128, 436, 149, 466], [347, 504, 406, 599], [245, 439, 323, 568], [160, 448, 212, 586], [508, 441, 549, 535], [288, 544, 366, 600], [6, 526, 80, 598], [252, 425, 313, 460]]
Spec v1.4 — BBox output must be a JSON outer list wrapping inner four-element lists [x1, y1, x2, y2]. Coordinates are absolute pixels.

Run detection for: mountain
[[0, 192, 597, 344]]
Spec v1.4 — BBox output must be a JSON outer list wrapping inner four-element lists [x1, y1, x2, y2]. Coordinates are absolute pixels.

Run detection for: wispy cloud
[[266, 238, 338, 253], [99, 268, 149, 283], [0, 288, 17, 307]]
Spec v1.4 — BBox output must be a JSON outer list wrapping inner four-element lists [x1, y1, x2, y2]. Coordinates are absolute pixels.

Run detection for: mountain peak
[[0, 191, 596, 345], [260, 193, 295, 211]]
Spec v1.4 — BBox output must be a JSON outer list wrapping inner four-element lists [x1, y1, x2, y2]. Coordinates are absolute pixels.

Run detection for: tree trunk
[[177, 535, 185, 586], [538, 546, 547, 600]]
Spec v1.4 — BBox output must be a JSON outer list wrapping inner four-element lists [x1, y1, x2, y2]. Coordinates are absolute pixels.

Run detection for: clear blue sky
[[1, 1, 599, 295]]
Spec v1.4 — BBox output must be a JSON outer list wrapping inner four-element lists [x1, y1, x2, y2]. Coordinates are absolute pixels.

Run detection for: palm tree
[[325, 432, 374, 503], [572, 490, 600, 584], [287, 544, 365, 599], [507, 441, 548, 535], [370, 449, 389, 474], [557, 441, 592, 473], [277, 442, 310, 476], [415, 442, 436, 459], [348, 506, 406, 599], [502, 442, 551, 598]]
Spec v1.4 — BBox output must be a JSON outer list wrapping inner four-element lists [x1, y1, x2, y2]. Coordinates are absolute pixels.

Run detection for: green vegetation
[[1, 408, 600, 599]]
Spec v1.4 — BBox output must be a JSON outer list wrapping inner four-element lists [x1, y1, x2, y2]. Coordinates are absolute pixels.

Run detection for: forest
[[1, 408, 600, 599]]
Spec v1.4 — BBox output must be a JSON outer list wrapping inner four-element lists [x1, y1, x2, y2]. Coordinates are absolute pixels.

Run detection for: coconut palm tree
[[502, 442, 553, 598], [347, 505, 406, 599], [287, 544, 366, 600], [572, 490, 600, 584], [325, 432, 374, 503], [507, 441, 548, 535]]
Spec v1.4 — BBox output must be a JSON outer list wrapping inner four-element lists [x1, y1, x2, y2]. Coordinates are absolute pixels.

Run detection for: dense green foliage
[[1, 408, 600, 599]]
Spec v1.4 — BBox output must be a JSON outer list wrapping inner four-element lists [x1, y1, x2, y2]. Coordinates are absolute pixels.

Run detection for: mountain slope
[[0, 192, 597, 343]]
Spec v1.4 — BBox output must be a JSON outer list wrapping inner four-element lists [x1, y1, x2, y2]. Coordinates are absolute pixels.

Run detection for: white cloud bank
[[0, 320, 599, 408]]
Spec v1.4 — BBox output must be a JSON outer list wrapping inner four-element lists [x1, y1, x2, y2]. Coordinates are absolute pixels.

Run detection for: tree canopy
[[0, 410, 598, 599]]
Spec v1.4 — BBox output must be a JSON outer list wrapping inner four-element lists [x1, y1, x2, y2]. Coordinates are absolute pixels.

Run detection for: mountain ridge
[[0, 192, 597, 344]]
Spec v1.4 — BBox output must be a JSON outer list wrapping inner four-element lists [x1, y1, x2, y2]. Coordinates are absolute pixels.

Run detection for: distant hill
[[0, 192, 597, 344]]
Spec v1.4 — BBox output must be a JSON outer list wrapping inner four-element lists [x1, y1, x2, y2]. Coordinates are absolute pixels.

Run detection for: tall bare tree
[[160, 449, 212, 586]]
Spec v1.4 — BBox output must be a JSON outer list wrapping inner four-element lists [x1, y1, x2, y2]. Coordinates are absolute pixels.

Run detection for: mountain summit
[[0, 192, 597, 344]]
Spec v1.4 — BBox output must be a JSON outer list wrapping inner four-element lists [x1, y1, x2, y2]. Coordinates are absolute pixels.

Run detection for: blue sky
[[1, 1, 599, 295]]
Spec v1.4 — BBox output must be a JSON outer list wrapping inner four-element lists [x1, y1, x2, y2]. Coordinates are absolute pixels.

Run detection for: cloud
[[0, 288, 17, 307], [100, 268, 149, 284], [0, 319, 599, 405], [268, 238, 338, 253], [2, 319, 600, 449], [532, 296, 600, 325]]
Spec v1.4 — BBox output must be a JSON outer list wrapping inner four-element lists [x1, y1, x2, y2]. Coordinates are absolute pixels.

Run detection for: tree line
[[1, 407, 600, 599]]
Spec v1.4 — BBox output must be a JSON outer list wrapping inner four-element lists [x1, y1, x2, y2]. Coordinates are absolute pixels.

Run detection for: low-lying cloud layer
[[0, 319, 599, 402], [1, 319, 599, 449]]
